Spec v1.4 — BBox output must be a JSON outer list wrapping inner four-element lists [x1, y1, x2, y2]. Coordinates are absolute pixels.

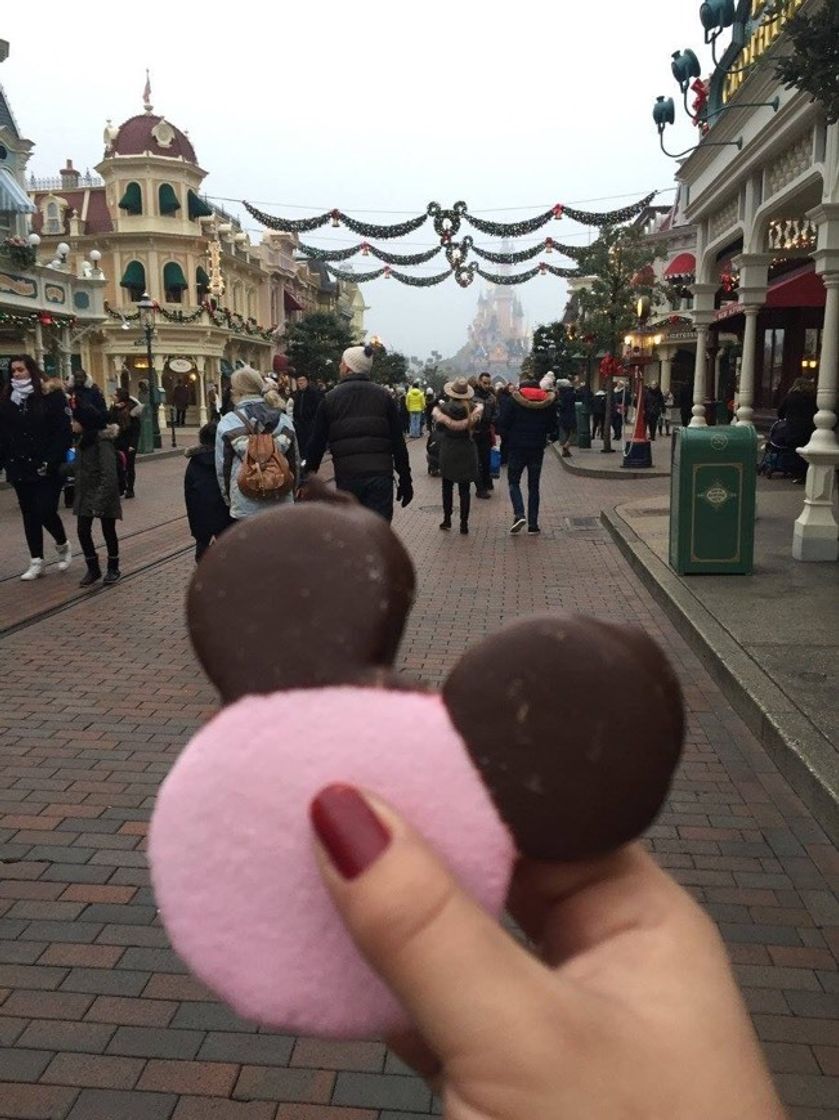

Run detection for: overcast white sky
[[3, 2, 706, 359]]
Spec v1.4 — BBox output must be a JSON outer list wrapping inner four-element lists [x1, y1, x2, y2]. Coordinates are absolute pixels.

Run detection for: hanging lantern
[[552, 204, 564, 220], [539, 262, 547, 275], [545, 237, 554, 254], [360, 242, 370, 256], [384, 266, 392, 280], [330, 209, 341, 228]]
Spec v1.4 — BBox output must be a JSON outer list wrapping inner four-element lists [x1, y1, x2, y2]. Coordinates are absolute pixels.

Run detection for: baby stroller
[[426, 429, 441, 476], [757, 420, 800, 479]]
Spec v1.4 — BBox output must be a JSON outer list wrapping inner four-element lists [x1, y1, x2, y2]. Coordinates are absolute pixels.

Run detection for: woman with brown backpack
[[215, 368, 298, 521]]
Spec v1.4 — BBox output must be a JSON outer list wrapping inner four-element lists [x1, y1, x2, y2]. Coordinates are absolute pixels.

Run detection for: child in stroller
[[757, 420, 801, 479]]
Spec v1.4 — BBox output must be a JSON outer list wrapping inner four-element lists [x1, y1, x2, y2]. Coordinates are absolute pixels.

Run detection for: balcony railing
[[28, 172, 104, 191]]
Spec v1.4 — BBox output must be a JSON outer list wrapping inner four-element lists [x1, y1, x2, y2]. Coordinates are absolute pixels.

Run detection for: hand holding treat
[[150, 500, 686, 1038], [312, 792, 786, 1119]]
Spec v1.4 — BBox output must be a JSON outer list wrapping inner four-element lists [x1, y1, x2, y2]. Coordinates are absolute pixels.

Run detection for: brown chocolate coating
[[442, 613, 684, 861], [187, 504, 416, 703]]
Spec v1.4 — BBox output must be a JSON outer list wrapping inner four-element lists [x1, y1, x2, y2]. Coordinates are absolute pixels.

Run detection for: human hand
[[396, 479, 413, 508], [311, 786, 785, 1120]]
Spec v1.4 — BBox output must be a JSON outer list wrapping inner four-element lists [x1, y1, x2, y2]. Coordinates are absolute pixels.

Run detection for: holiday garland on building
[[103, 301, 276, 340], [0, 309, 77, 329]]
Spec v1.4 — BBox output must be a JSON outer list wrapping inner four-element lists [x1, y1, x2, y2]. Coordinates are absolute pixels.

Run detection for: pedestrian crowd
[[0, 357, 138, 586], [3, 348, 747, 580]]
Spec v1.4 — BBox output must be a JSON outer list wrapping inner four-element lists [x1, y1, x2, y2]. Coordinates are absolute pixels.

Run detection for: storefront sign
[[168, 357, 193, 374], [44, 285, 67, 305], [0, 272, 37, 299], [715, 302, 744, 322]]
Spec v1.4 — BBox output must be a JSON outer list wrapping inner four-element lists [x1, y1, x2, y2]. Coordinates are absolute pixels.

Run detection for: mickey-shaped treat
[[149, 499, 684, 1039]]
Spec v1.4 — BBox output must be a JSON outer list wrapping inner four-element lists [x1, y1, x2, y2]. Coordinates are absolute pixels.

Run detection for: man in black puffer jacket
[[497, 376, 557, 535], [305, 345, 412, 522]]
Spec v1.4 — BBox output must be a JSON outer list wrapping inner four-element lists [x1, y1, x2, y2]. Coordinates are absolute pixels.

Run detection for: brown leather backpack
[[232, 409, 294, 501]]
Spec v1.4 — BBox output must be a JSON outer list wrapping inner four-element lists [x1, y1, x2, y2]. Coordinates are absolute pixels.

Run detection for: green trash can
[[575, 401, 591, 449], [669, 425, 757, 575], [137, 400, 154, 454]]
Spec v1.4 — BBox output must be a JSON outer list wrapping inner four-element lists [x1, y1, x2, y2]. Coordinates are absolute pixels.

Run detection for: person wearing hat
[[304, 345, 413, 522], [431, 377, 483, 535]]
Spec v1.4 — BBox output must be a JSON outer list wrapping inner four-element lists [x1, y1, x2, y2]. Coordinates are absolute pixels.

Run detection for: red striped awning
[[284, 290, 304, 312], [664, 252, 696, 280]]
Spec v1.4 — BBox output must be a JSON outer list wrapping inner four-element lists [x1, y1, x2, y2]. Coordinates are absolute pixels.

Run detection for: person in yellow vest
[[405, 381, 426, 439]]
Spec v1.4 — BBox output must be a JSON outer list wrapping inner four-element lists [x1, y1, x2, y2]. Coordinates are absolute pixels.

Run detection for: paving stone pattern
[[0, 445, 836, 1119]]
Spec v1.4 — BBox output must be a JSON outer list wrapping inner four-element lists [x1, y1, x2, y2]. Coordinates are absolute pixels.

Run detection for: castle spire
[[143, 69, 153, 114]]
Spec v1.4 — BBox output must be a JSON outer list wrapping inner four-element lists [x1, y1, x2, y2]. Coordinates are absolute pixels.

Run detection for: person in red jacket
[[497, 376, 557, 535]]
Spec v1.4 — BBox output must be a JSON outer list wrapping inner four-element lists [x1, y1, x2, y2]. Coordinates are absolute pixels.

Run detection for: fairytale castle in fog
[[450, 253, 531, 379]]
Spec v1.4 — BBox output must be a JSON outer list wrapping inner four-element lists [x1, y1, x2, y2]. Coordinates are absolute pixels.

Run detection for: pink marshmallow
[[149, 687, 515, 1038]]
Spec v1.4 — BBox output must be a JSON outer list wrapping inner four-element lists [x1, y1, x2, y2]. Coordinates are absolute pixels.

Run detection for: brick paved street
[[0, 443, 836, 1119]]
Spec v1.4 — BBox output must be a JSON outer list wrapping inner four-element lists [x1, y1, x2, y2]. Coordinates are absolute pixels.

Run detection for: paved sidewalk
[[0, 446, 836, 1119], [605, 479, 839, 844]]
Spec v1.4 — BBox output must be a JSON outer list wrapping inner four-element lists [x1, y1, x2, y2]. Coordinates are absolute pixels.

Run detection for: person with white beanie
[[304, 345, 413, 522]]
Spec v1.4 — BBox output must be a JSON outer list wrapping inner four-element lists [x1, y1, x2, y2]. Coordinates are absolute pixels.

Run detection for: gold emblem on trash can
[[699, 479, 735, 509]]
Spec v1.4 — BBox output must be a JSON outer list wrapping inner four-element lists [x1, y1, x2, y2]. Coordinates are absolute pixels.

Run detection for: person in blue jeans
[[497, 375, 557, 535]]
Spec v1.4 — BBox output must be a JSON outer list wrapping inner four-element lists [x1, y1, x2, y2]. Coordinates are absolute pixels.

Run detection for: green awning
[[188, 190, 214, 220], [196, 266, 210, 288], [159, 183, 181, 215], [120, 260, 146, 289], [118, 182, 142, 214], [163, 261, 188, 291]]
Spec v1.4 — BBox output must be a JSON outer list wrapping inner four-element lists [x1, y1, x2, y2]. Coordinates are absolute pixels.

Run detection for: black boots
[[79, 554, 120, 587], [79, 556, 101, 587], [103, 555, 121, 586], [439, 518, 451, 531]]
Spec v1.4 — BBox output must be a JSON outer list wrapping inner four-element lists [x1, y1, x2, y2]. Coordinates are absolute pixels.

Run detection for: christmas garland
[[103, 300, 276, 340], [298, 242, 442, 266], [387, 267, 452, 287], [542, 263, 583, 278], [468, 238, 585, 264], [244, 191, 659, 242], [0, 309, 77, 328], [475, 265, 541, 285]]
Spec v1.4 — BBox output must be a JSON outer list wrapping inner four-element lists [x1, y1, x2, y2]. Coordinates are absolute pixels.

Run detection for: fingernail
[[310, 784, 392, 880]]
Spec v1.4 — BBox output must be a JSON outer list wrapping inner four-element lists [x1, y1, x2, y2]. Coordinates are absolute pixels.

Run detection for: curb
[[551, 443, 670, 480], [601, 505, 839, 845]]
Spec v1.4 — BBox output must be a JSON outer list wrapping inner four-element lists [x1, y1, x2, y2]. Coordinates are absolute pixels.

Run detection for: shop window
[[761, 328, 785, 402]]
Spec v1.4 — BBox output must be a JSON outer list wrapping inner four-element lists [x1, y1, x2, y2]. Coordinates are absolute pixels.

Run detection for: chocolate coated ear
[[187, 504, 416, 703], [442, 613, 684, 861]]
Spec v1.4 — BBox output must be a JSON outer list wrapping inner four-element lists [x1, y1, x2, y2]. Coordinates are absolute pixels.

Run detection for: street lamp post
[[137, 292, 161, 450]]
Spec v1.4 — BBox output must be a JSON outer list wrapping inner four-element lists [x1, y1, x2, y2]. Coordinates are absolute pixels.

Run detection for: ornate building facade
[[0, 40, 105, 379], [23, 84, 365, 424]]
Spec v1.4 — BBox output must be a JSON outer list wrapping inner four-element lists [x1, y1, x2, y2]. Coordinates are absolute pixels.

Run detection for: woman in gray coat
[[72, 408, 122, 588], [432, 378, 483, 535]]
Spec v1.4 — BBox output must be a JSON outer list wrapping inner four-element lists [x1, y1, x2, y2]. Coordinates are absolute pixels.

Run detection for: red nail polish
[[310, 784, 392, 880]]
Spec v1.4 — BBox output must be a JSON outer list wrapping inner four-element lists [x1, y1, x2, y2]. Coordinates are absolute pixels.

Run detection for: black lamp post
[[137, 292, 161, 450]]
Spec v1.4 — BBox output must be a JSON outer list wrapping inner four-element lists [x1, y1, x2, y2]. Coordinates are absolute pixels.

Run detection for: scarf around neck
[[11, 379, 35, 407]]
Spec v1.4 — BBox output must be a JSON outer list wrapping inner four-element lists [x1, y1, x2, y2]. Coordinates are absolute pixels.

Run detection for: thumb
[[310, 784, 544, 1059]]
